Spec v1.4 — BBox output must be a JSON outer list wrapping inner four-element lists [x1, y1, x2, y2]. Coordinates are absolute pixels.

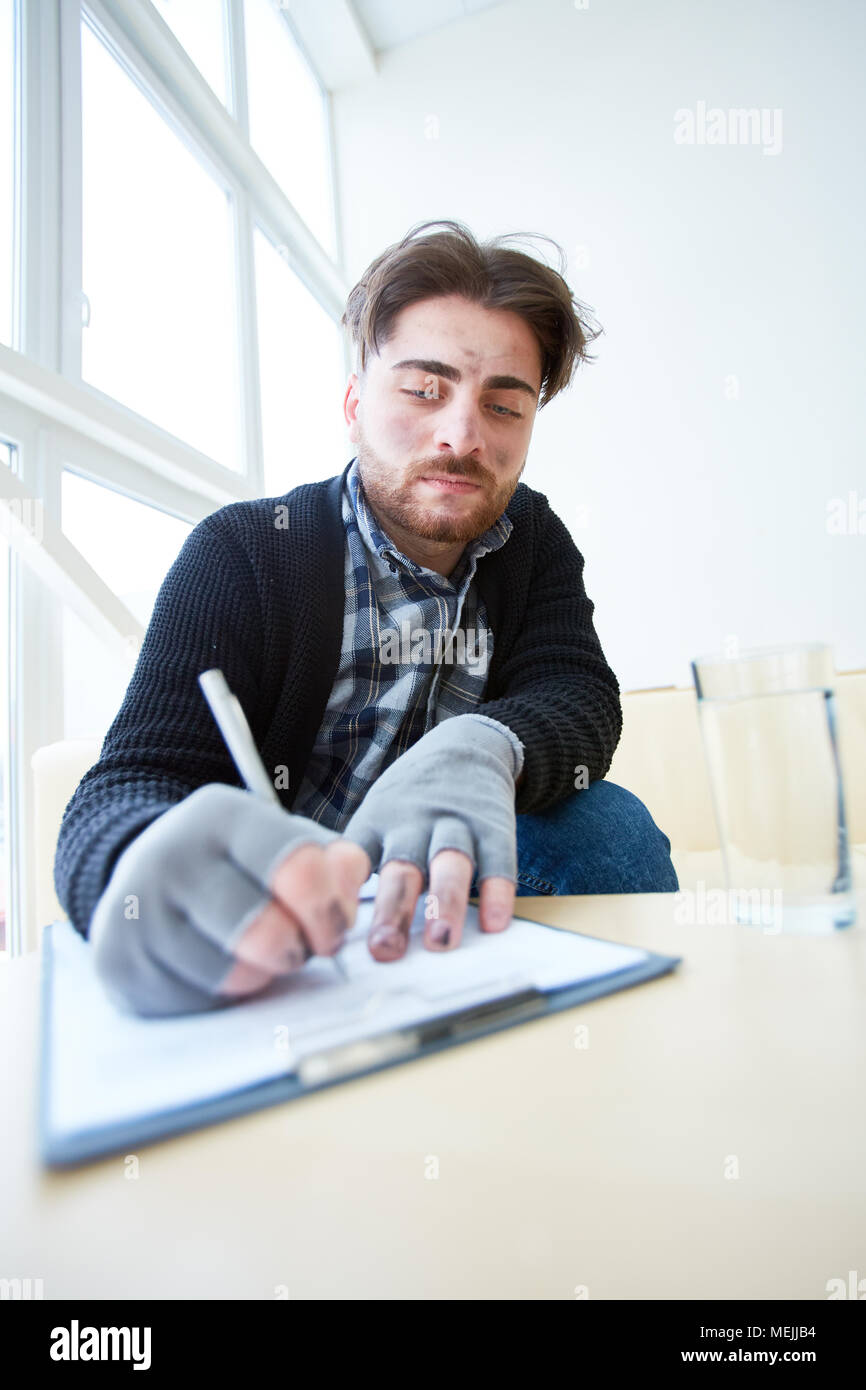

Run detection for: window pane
[[151, 0, 228, 106], [81, 20, 241, 469], [254, 228, 347, 494], [61, 473, 192, 738], [61, 472, 192, 626], [244, 0, 335, 256], [0, 0, 17, 347]]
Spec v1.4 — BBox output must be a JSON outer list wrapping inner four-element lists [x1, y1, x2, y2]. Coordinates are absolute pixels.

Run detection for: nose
[[430, 393, 485, 459]]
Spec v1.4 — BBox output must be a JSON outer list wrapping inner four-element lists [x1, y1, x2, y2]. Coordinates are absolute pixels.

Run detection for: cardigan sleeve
[[53, 511, 266, 940], [474, 501, 622, 815]]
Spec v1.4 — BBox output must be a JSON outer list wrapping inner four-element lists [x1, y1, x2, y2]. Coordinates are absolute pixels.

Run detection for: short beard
[[355, 438, 525, 544]]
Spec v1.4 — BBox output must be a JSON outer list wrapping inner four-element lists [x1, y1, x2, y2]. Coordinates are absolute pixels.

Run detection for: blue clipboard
[[39, 913, 681, 1168]]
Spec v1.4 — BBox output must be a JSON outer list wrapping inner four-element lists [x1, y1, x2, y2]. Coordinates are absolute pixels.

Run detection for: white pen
[[197, 668, 349, 981]]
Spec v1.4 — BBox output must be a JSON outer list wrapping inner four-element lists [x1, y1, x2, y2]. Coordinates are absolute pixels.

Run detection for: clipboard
[[39, 906, 681, 1168]]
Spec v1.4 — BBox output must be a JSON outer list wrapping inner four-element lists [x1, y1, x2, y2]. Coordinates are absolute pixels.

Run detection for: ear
[[344, 374, 361, 440]]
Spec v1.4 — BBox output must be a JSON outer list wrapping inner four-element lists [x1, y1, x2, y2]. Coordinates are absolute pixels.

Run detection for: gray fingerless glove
[[88, 783, 339, 1017], [342, 714, 523, 884]]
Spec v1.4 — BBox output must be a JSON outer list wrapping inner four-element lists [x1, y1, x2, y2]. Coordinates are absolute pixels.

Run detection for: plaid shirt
[[291, 458, 520, 829]]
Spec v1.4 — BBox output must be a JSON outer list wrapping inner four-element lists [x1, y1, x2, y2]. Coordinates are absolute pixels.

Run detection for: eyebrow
[[390, 358, 538, 401]]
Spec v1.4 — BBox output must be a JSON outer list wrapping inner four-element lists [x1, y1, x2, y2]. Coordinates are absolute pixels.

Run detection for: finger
[[477, 876, 515, 934], [368, 860, 423, 961], [424, 849, 474, 951], [218, 955, 280, 997], [230, 894, 315, 973], [268, 842, 355, 958], [223, 842, 371, 977], [169, 844, 312, 975], [324, 839, 372, 924], [220, 842, 370, 975]]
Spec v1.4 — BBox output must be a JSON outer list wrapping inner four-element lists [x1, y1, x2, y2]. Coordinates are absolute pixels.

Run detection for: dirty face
[[344, 293, 542, 547]]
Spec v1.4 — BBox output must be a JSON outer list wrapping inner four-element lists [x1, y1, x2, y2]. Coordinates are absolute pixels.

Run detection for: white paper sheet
[[44, 888, 647, 1140]]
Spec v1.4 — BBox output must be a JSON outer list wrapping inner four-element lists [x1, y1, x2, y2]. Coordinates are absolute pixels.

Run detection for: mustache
[[412, 458, 491, 486]]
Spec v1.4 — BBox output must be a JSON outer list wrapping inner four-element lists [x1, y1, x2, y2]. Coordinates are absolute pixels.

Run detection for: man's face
[[344, 294, 542, 544]]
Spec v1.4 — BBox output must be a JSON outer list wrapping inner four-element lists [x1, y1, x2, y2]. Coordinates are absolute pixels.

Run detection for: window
[[254, 228, 346, 494], [81, 19, 241, 467], [244, 0, 335, 256], [0, 0, 345, 952], [151, 0, 229, 106], [0, 0, 17, 347]]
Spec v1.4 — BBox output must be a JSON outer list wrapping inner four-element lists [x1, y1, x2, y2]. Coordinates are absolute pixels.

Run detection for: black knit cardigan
[[54, 461, 622, 938]]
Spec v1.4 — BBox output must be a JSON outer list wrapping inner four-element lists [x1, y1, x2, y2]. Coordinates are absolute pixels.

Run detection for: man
[[54, 220, 678, 1017]]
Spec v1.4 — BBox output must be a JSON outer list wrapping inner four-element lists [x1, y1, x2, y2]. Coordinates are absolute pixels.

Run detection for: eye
[[401, 390, 520, 418]]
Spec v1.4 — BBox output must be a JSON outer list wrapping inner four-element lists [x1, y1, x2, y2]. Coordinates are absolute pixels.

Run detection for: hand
[[88, 783, 370, 1016], [342, 714, 522, 961]]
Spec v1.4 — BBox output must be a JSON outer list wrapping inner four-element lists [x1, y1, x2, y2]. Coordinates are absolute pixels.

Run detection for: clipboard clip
[[296, 985, 547, 1087]]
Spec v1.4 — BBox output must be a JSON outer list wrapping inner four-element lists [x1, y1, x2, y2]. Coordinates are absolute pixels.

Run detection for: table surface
[[2, 889, 865, 1301]]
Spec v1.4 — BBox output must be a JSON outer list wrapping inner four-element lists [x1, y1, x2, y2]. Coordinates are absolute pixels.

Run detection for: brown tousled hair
[[341, 219, 602, 410]]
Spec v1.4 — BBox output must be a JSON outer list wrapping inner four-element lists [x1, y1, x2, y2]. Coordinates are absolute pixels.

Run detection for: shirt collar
[[344, 457, 513, 577]]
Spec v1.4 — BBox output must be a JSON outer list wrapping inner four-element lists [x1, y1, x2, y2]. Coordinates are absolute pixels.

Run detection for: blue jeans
[[470, 780, 679, 897]]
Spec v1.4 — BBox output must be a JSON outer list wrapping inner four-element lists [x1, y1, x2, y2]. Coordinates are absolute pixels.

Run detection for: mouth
[[418, 475, 482, 495]]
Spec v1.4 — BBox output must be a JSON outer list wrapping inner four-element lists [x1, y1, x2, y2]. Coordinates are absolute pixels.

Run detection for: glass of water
[[691, 643, 855, 933]]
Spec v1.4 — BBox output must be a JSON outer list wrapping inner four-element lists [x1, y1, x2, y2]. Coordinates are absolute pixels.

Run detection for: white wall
[[331, 0, 866, 691]]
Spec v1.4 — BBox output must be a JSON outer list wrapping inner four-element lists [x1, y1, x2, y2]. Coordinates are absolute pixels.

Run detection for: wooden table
[[2, 890, 864, 1300]]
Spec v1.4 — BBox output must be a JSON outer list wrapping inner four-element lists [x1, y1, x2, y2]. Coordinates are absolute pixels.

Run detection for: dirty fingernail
[[370, 926, 403, 953]]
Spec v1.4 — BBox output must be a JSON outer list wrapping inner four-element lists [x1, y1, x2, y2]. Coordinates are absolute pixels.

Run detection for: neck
[[366, 502, 467, 578]]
